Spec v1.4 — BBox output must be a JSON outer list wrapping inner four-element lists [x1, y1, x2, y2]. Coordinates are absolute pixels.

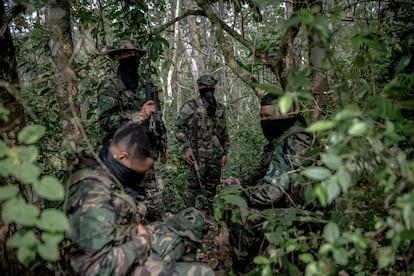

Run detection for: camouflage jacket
[[97, 74, 167, 150], [175, 97, 229, 159], [65, 157, 149, 275], [241, 120, 313, 206], [65, 156, 209, 275]]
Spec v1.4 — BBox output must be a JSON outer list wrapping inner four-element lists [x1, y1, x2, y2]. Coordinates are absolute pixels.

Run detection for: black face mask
[[99, 143, 145, 188], [260, 117, 298, 142], [118, 57, 139, 90], [199, 88, 217, 116]]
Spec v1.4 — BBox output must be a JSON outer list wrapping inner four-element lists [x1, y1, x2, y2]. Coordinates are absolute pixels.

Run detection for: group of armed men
[[64, 39, 313, 275]]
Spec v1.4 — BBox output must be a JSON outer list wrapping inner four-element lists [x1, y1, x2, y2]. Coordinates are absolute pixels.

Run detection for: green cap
[[103, 39, 146, 59], [197, 74, 217, 86]]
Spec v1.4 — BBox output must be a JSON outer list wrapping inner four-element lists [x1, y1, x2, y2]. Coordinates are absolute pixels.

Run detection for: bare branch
[[0, 3, 26, 37], [150, 9, 206, 35]]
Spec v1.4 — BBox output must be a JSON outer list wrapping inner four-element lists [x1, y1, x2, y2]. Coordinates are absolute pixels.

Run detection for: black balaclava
[[199, 87, 217, 116], [99, 142, 145, 187], [118, 56, 139, 90], [260, 117, 298, 142]]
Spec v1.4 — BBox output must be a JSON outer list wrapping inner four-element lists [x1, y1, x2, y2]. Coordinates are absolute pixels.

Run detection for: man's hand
[[138, 100, 156, 122], [185, 148, 195, 166], [136, 224, 150, 244], [221, 155, 229, 167]]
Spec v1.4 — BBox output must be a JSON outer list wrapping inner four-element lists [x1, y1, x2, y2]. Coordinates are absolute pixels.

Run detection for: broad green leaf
[[257, 83, 284, 96], [333, 247, 348, 265], [17, 125, 46, 144], [37, 240, 60, 261], [306, 121, 335, 132], [0, 185, 19, 201], [213, 207, 223, 221], [254, 256, 270, 265], [278, 95, 293, 114], [0, 140, 7, 158], [0, 159, 12, 177], [17, 245, 36, 267], [36, 209, 69, 232], [41, 232, 64, 244], [21, 231, 38, 248], [338, 169, 352, 192], [33, 176, 65, 201], [299, 253, 314, 264], [321, 153, 342, 170], [1, 198, 39, 226], [334, 109, 360, 121], [18, 146, 39, 163], [323, 222, 340, 243], [314, 184, 327, 206], [6, 230, 26, 248], [378, 246, 394, 269], [265, 232, 283, 245], [348, 122, 368, 136], [302, 167, 331, 181], [261, 264, 272, 276], [223, 194, 248, 208], [325, 178, 341, 204], [12, 162, 40, 184]]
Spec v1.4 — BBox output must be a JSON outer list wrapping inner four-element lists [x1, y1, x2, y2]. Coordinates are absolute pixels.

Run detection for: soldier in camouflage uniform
[[175, 74, 229, 211], [98, 39, 167, 221], [65, 123, 213, 276], [225, 94, 313, 266]]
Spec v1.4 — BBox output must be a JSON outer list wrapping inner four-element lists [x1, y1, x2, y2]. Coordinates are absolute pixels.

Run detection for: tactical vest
[[190, 98, 225, 159]]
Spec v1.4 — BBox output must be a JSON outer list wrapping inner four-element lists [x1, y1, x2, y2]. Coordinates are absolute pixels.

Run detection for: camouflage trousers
[[185, 157, 221, 212], [132, 260, 214, 276]]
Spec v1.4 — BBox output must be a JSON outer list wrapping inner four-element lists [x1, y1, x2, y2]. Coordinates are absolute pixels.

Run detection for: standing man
[[97, 39, 167, 220], [175, 74, 229, 212]]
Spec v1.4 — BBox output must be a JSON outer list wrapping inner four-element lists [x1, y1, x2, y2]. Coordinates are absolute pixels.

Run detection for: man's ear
[[117, 151, 129, 161]]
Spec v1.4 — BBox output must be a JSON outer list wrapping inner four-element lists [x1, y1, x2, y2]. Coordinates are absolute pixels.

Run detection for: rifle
[[145, 72, 167, 158], [145, 12, 167, 159]]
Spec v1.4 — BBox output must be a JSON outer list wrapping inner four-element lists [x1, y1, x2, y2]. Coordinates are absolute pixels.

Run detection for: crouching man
[[65, 123, 213, 275]]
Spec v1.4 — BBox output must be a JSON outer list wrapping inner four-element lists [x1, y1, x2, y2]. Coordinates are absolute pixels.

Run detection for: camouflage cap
[[197, 74, 217, 87], [103, 39, 146, 59], [164, 207, 207, 243]]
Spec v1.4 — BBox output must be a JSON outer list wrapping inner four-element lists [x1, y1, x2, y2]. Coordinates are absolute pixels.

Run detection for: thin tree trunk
[[167, 0, 181, 106], [0, 1, 25, 140], [47, 0, 84, 152], [307, 0, 328, 121]]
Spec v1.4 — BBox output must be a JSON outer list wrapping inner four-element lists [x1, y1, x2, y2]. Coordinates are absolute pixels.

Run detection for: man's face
[[260, 104, 278, 120], [112, 50, 139, 61], [110, 145, 156, 173]]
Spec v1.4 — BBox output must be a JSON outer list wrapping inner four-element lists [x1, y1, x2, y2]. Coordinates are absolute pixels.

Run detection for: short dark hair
[[260, 94, 278, 106], [110, 123, 158, 160]]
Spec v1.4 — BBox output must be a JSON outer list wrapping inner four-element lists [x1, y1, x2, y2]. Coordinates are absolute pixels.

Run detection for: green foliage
[[0, 123, 68, 267]]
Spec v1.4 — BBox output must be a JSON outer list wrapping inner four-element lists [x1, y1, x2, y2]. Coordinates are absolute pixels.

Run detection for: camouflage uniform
[[97, 41, 167, 220], [229, 120, 313, 262], [175, 76, 229, 209], [65, 156, 213, 276]]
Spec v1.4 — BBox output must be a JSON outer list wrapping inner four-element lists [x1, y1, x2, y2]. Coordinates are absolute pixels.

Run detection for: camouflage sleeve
[[218, 106, 230, 154], [240, 143, 272, 186], [175, 101, 195, 150], [97, 79, 122, 135], [67, 180, 150, 276]]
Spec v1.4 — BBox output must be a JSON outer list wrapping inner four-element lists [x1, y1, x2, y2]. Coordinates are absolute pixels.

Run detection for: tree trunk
[[307, 0, 328, 121], [47, 0, 84, 152], [167, 0, 181, 106], [0, 1, 25, 140]]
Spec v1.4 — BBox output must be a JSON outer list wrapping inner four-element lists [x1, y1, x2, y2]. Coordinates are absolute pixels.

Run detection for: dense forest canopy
[[0, 0, 413, 274]]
